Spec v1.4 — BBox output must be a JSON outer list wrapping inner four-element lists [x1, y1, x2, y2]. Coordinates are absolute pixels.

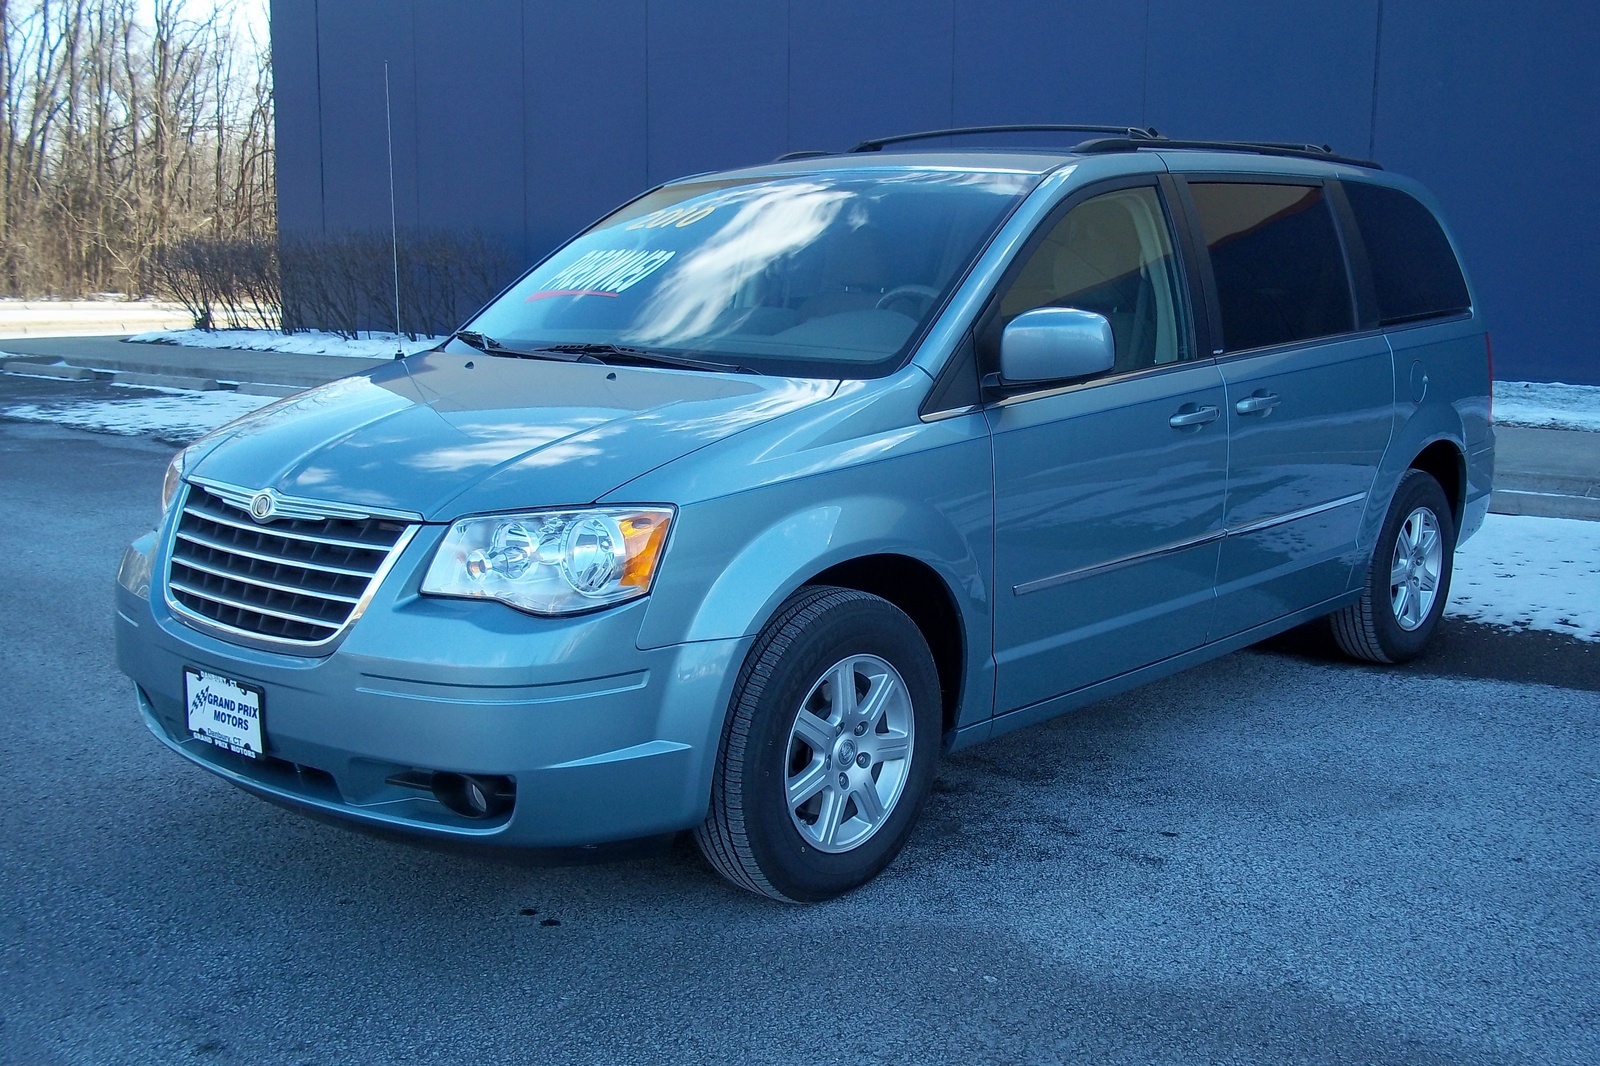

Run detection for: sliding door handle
[[1169, 404, 1221, 428], [1235, 393, 1281, 416]]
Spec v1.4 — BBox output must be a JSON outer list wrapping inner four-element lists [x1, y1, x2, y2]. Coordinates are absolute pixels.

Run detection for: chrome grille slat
[[168, 579, 344, 631], [174, 529, 380, 579], [165, 484, 414, 648], [171, 555, 363, 605]]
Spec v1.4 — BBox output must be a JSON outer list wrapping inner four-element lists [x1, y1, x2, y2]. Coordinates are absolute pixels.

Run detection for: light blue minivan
[[116, 127, 1493, 901]]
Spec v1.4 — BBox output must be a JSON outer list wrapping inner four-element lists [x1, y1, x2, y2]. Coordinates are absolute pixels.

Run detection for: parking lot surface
[[1, 408, 1596, 1065]]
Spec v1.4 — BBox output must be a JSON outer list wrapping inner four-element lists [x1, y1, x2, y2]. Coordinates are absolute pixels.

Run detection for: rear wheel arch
[[1409, 439, 1466, 526]]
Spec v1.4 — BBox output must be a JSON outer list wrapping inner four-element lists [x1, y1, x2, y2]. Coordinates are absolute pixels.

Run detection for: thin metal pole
[[384, 62, 404, 358]]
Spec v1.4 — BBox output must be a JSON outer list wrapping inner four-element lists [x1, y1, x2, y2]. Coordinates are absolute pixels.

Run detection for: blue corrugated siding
[[269, 0, 1600, 384]]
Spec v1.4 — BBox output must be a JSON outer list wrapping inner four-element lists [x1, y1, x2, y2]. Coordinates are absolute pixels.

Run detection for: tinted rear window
[[1344, 182, 1471, 326], [1190, 182, 1354, 353]]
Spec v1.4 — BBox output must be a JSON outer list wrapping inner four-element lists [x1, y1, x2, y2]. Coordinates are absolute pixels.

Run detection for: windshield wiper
[[450, 330, 602, 364], [529, 343, 754, 375]]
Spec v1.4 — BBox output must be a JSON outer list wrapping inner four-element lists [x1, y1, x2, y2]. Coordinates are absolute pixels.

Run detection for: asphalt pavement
[[1, 385, 1598, 1064]]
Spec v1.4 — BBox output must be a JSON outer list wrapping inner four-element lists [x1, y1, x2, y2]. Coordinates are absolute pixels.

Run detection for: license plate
[[184, 668, 265, 759]]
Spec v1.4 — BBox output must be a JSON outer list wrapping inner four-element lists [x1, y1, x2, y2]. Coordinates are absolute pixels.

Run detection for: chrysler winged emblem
[[249, 490, 277, 522]]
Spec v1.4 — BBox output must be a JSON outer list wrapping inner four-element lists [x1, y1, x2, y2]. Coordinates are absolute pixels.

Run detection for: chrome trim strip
[[1014, 530, 1225, 596], [1012, 493, 1369, 596], [919, 403, 981, 423], [174, 529, 380, 579], [190, 476, 424, 523], [1226, 492, 1366, 538], [169, 555, 363, 605]]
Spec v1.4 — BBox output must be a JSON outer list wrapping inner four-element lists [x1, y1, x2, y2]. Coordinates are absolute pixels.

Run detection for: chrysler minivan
[[116, 127, 1493, 901]]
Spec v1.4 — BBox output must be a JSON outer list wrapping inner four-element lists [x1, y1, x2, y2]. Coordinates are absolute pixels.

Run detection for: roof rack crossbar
[[1070, 136, 1381, 170], [850, 124, 1160, 153]]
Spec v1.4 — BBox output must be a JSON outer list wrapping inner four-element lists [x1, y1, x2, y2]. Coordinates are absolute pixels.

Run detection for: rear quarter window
[[1343, 182, 1472, 326]]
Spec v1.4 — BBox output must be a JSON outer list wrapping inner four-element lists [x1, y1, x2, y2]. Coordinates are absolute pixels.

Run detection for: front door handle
[[1169, 405, 1221, 428], [1235, 393, 1281, 416]]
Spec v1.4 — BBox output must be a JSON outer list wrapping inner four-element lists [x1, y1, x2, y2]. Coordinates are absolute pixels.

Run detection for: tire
[[693, 585, 942, 902], [1330, 469, 1456, 664]]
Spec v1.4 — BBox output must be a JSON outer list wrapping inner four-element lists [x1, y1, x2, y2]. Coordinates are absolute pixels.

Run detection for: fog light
[[431, 772, 514, 819]]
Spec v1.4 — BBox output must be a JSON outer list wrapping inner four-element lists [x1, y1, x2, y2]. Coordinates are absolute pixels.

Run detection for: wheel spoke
[[1397, 520, 1417, 556], [856, 670, 897, 730], [786, 759, 829, 809], [872, 730, 910, 763], [829, 661, 859, 719], [1404, 585, 1425, 627], [813, 788, 846, 847], [1416, 523, 1440, 558], [852, 780, 886, 826], [1417, 567, 1439, 593], [791, 709, 835, 754], [1390, 557, 1411, 587], [1392, 583, 1411, 621]]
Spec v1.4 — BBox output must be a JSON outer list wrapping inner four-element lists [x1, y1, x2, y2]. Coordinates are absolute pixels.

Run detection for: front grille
[[166, 484, 413, 646]]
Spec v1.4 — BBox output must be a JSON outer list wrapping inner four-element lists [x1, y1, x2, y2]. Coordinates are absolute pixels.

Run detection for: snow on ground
[[128, 328, 443, 358], [1447, 512, 1600, 642], [0, 385, 272, 442], [1492, 380, 1600, 432]]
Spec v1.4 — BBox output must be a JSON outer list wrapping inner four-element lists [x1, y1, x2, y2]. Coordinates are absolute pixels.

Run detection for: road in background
[[0, 300, 191, 339], [1, 407, 1597, 1065]]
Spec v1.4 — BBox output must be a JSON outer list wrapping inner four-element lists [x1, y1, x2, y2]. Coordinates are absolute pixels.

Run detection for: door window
[[1189, 182, 1355, 353], [989, 186, 1190, 375]]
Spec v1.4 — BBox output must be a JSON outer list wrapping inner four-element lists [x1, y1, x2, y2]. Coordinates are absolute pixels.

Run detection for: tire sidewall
[[1369, 471, 1456, 661], [736, 594, 941, 902]]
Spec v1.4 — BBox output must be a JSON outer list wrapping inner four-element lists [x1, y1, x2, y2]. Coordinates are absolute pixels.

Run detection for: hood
[[188, 352, 838, 519]]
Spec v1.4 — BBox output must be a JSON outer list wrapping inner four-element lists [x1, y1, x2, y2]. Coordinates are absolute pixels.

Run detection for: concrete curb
[[111, 370, 222, 391], [4, 360, 101, 380], [1489, 490, 1600, 522]]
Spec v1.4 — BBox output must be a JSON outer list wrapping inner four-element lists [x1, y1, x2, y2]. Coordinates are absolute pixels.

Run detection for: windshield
[[457, 169, 1035, 378]]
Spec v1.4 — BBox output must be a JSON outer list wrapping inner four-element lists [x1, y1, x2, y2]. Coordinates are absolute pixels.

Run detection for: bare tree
[[0, 0, 274, 298]]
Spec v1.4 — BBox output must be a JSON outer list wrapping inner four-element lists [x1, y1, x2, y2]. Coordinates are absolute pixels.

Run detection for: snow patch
[[1448, 512, 1600, 642], [0, 391, 272, 442], [127, 328, 442, 358], [1493, 380, 1600, 432]]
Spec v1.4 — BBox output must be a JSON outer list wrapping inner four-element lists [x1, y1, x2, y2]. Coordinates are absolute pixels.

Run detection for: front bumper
[[114, 533, 747, 848]]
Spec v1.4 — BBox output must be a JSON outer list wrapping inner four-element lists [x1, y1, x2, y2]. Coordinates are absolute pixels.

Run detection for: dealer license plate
[[184, 668, 264, 759]]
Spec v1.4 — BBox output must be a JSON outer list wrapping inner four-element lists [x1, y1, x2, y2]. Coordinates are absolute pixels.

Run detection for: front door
[[984, 183, 1228, 714]]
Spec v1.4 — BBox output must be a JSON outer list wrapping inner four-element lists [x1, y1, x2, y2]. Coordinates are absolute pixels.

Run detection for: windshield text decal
[[528, 249, 675, 300]]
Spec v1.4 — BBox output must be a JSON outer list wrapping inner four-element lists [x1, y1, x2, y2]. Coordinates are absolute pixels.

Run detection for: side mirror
[[999, 307, 1115, 385]]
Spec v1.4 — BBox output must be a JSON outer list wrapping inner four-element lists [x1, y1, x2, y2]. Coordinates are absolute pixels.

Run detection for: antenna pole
[[384, 63, 404, 359]]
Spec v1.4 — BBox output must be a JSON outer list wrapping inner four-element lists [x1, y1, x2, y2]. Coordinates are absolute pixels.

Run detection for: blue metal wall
[[270, 0, 1600, 385]]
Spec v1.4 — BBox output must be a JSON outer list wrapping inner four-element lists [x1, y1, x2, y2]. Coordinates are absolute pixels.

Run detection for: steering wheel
[[874, 284, 940, 317]]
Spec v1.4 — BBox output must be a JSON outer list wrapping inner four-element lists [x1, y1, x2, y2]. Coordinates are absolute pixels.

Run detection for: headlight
[[421, 507, 673, 615], [160, 448, 190, 516]]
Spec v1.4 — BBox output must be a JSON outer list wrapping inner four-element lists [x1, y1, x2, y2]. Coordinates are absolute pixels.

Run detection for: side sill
[[946, 590, 1361, 753]]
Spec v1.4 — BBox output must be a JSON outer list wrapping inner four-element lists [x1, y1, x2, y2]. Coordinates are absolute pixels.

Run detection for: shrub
[[153, 229, 519, 339]]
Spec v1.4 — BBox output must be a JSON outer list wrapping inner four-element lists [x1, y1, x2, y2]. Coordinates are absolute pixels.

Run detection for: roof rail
[[849, 124, 1160, 153], [1071, 136, 1382, 170]]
